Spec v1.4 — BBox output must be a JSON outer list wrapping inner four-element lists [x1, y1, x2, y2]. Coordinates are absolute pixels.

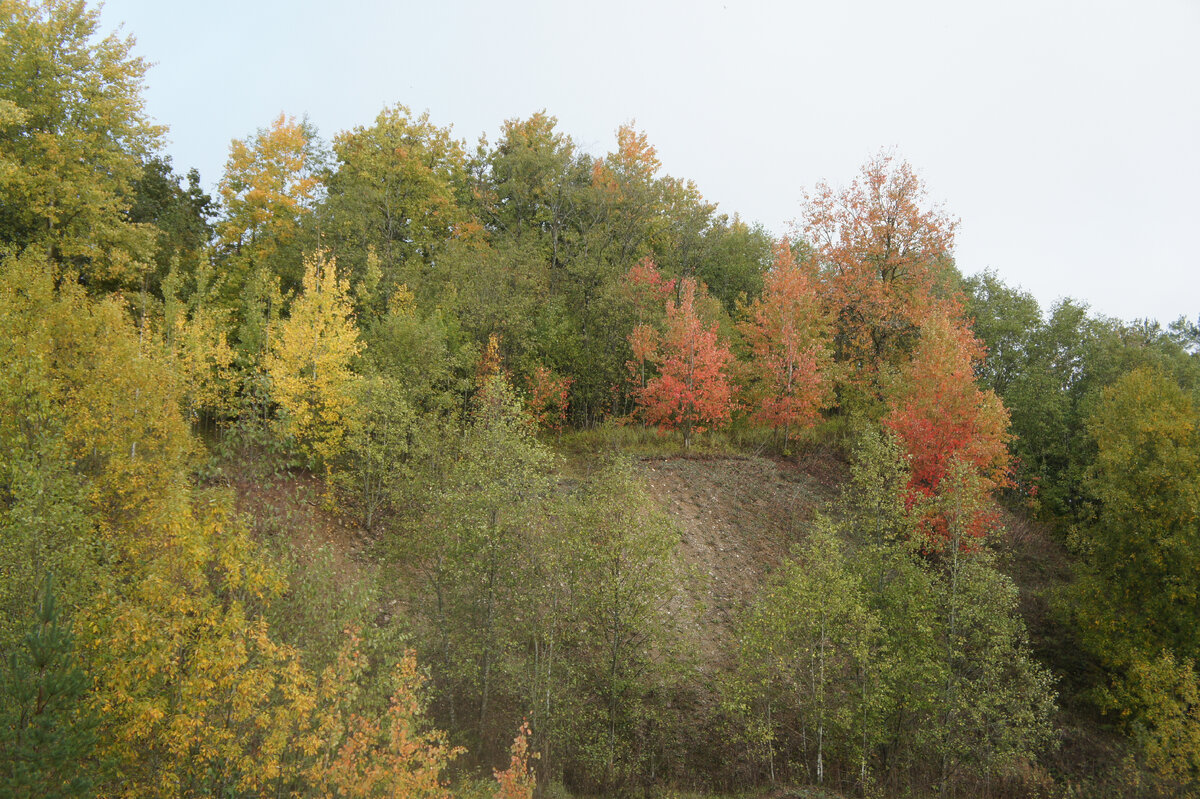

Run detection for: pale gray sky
[[99, 0, 1199, 325]]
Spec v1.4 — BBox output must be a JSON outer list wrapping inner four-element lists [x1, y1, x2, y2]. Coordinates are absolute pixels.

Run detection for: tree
[[265, 250, 362, 472], [126, 156, 215, 296], [962, 269, 1043, 398], [322, 104, 470, 302], [493, 721, 537, 799], [335, 375, 419, 534], [0, 253, 95, 652], [561, 460, 687, 791], [740, 238, 834, 446], [738, 520, 873, 788], [1072, 367, 1200, 664], [0, 251, 200, 549], [839, 427, 943, 789], [801, 153, 959, 403], [730, 428, 1054, 795], [409, 375, 554, 755], [996, 298, 1200, 525], [79, 494, 316, 797], [317, 647, 463, 799], [589, 125, 667, 266], [216, 114, 323, 375], [0, 248, 332, 796], [561, 125, 671, 424], [693, 215, 774, 316], [361, 283, 473, 418], [1120, 651, 1200, 796], [0, 575, 102, 797], [525, 365, 572, 433], [623, 258, 676, 408], [0, 246, 303, 795], [445, 235, 549, 370], [883, 312, 1011, 544], [650, 173, 716, 283], [634, 277, 734, 446], [217, 113, 322, 293], [481, 111, 579, 263], [0, 0, 162, 287], [161, 260, 238, 424], [931, 460, 1056, 791]]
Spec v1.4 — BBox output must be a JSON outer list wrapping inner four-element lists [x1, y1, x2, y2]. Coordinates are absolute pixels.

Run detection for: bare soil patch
[[637, 453, 840, 668]]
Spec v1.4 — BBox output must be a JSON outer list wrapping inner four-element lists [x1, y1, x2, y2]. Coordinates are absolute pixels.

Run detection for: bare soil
[[637, 451, 843, 669]]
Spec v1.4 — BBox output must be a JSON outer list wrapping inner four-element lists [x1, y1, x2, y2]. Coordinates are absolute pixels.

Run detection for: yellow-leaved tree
[[162, 261, 238, 424], [218, 113, 321, 292], [0, 251, 464, 797], [266, 250, 362, 471], [0, 0, 163, 287], [0, 251, 309, 796]]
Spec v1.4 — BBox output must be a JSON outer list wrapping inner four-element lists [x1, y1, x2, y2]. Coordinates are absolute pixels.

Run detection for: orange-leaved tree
[[624, 256, 676, 314], [883, 312, 1011, 544], [802, 153, 959, 404], [317, 647, 463, 799], [632, 277, 734, 447], [526, 365, 572, 433], [739, 238, 834, 447], [494, 720, 537, 799], [624, 258, 675, 410]]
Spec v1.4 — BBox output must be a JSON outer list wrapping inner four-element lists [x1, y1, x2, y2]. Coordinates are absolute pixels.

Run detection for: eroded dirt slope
[[637, 450, 845, 666]]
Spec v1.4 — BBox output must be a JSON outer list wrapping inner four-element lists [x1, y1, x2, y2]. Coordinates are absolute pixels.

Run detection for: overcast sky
[[98, 0, 1199, 325]]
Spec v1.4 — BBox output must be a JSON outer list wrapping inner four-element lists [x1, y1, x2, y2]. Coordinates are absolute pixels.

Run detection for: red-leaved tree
[[883, 312, 1012, 543], [740, 238, 834, 446], [632, 278, 734, 447], [625, 256, 677, 311]]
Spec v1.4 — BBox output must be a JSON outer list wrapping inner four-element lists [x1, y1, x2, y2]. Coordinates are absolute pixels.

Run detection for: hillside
[[641, 453, 838, 662], [225, 444, 1096, 796], [225, 448, 839, 670], [4, 2, 1199, 795]]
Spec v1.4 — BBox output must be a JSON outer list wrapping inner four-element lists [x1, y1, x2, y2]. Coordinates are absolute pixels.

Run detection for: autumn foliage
[[592, 125, 662, 197], [740, 239, 833, 443], [477, 332, 505, 387], [803, 153, 959, 398], [526, 365, 572, 432], [265, 249, 361, 470], [218, 112, 319, 289], [320, 649, 462, 799], [631, 277, 734, 445], [625, 256, 677, 310], [883, 312, 1011, 542], [493, 721, 537, 799], [9, 5, 1166, 790]]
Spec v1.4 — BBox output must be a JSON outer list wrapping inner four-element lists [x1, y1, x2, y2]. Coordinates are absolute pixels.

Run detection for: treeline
[[965, 273, 1200, 794], [2, 0, 1199, 796]]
